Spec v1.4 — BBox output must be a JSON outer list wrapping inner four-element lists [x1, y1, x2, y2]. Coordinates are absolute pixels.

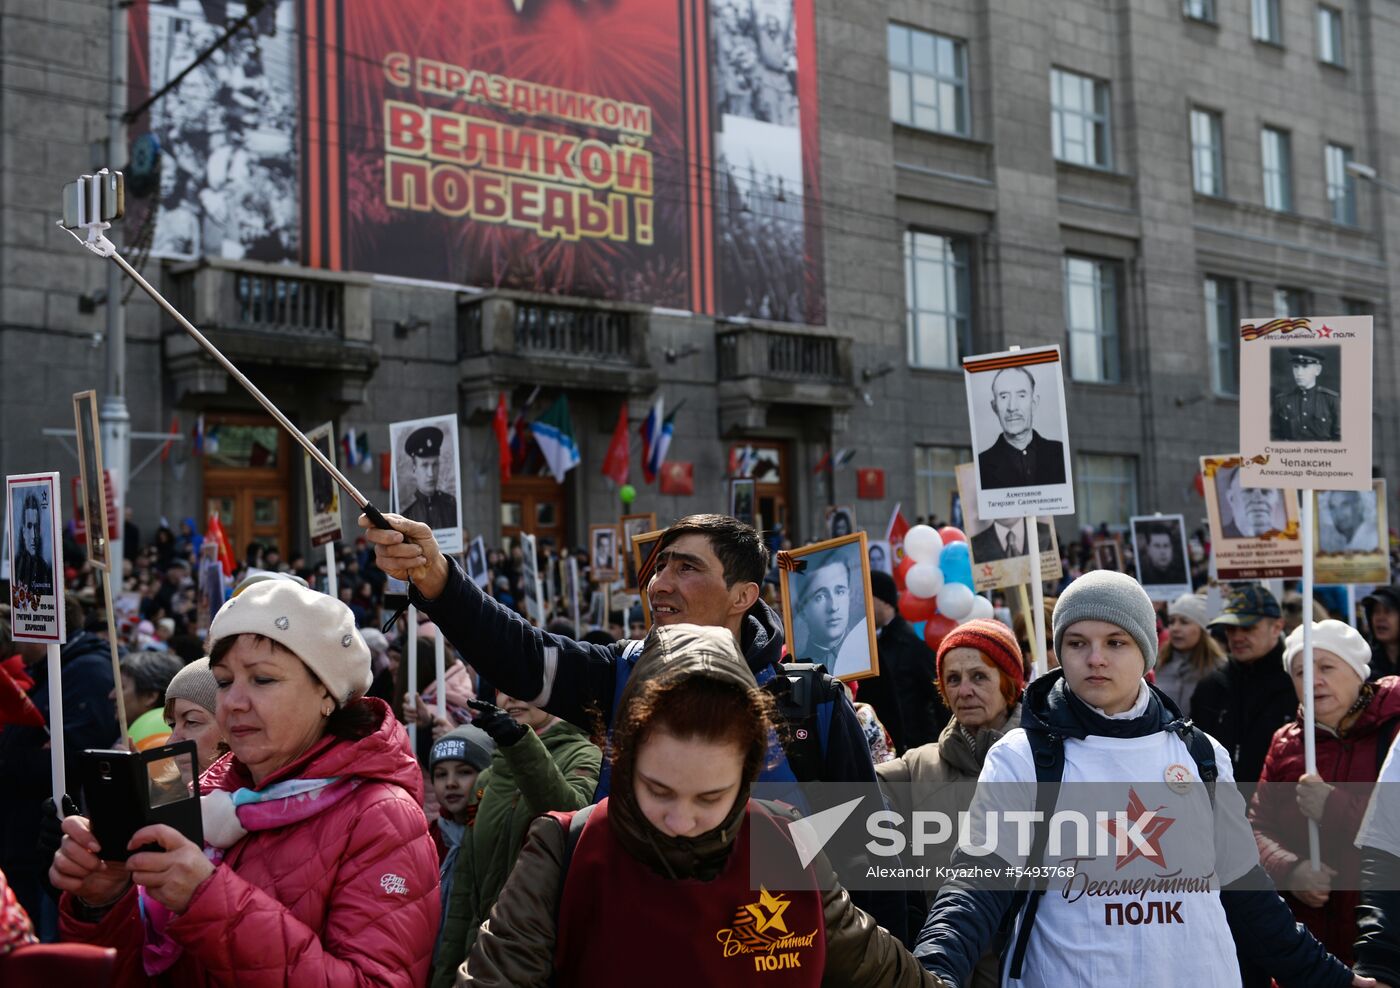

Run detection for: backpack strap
[[763, 663, 841, 782], [553, 804, 597, 917], [1168, 719, 1218, 810], [1004, 729, 1065, 981], [592, 640, 647, 800]]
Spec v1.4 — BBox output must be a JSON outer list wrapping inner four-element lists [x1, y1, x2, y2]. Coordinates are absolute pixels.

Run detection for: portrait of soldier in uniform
[[977, 366, 1066, 490], [1270, 347, 1340, 443], [399, 425, 458, 530]]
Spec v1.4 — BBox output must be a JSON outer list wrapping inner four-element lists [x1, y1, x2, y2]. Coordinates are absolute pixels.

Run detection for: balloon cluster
[[893, 524, 995, 650]]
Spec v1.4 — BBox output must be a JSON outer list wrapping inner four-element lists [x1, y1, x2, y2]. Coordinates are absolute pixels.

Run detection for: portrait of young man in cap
[[1270, 346, 1340, 442]]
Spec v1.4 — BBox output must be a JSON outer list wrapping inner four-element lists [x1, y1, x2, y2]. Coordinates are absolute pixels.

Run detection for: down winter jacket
[[430, 720, 600, 988], [1248, 676, 1400, 964], [59, 697, 441, 987]]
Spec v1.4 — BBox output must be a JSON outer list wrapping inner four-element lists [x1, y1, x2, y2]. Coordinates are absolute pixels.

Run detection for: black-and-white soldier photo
[[389, 413, 463, 554]]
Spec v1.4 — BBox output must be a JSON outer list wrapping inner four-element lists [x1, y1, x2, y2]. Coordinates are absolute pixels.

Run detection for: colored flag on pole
[[811, 448, 831, 475], [494, 392, 513, 485], [639, 397, 664, 483], [601, 403, 630, 486], [160, 415, 181, 462], [649, 410, 676, 482], [530, 396, 581, 483], [207, 512, 236, 578], [205, 424, 221, 456], [356, 433, 372, 474], [834, 448, 856, 471], [192, 415, 205, 456], [886, 503, 910, 564], [342, 428, 359, 468]]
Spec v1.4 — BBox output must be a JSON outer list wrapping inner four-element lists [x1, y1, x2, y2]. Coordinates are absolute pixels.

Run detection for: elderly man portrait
[[976, 366, 1066, 490], [1221, 470, 1286, 539], [1318, 489, 1379, 553]]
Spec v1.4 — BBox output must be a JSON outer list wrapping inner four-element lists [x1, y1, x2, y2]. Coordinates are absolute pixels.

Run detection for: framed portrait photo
[[590, 523, 619, 581], [631, 528, 665, 625], [1238, 315, 1372, 490], [778, 531, 878, 681], [465, 535, 490, 589], [72, 390, 114, 571], [825, 504, 855, 540], [8, 472, 66, 644], [620, 513, 658, 592], [1200, 454, 1303, 581], [963, 345, 1075, 520], [729, 478, 756, 527], [956, 462, 1061, 592], [1092, 536, 1125, 574], [303, 421, 342, 548], [866, 539, 893, 576], [1314, 480, 1390, 585], [388, 412, 463, 554], [1130, 514, 1192, 601]]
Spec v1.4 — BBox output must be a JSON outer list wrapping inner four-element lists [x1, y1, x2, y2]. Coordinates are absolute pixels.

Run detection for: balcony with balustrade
[[715, 320, 855, 431], [161, 258, 379, 403]]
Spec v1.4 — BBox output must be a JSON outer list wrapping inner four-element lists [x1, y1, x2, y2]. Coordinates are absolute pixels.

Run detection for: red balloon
[[894, 554, 916, 591], [923, 614, 958, 649], [899, 592, 939, 623], [938, 526, 968, 545]]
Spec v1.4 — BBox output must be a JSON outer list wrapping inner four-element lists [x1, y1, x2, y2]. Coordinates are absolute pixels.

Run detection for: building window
[[1318, 5, 1344, 65], [1326, 143, 1357, 225], [1051, 68, 1112, 168], [1075, 454, 1139, 530], [888, 24, 969, 136], [1064, 256, 1121, 383], [1191, 108, 1224, 196], [915, 445, 972, 525], [1261, 127, 1292, 211], [1253, 0, 1283, 43], [1183, 0, 1216, 22], [904, 231, 972, 369], [1274, 287, 1308, 317], [1204, 276, 1238, 396], [1343, 298, 1369, 316]]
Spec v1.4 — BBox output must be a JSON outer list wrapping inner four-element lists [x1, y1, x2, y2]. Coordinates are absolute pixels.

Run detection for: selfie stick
[[1301, 489, 1320, 869], [59, 175, 393, 535]]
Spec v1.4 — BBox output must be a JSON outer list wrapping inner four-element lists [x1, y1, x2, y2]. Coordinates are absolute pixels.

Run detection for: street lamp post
[[1347, 160, 1400, 198]]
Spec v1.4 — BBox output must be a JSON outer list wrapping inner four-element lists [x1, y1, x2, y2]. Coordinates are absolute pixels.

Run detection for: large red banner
[[128, 0, 824, 324]]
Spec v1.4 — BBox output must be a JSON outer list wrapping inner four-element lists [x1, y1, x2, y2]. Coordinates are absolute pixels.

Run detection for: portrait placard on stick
[[72, 391, 113, 571], [1238, 315, 1372, 491], [1130, 514, 1193, 601], [631, 528, 665, 626], [7, 473, 66, 644], [465, 535, 490, 589], [1201, 454, 1303, 581], [521, 531, 542, 623], [778, 532, 878, 681], [620, 513, 657, 592], [389, 413, 463, 554], [1313, 481, 1390, 586], [729, 478, 756, 528], [963, 345, 1075, 520], [956, 462, 1061, 592], [590, 524, 619, 581], [304, 422, 343, 547]]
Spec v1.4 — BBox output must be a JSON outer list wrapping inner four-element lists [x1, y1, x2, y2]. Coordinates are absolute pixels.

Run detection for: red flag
[[159, 415, 181, 462], [493, 392, 513, 485], [207, 513, 236, 577], [811, 448, 832, 475], [886, 503, 910, 565], [857, 468, 885, 500], [660, 461, 694, 496], [601, 404, 630, 486], [0, 663, 45, 728]]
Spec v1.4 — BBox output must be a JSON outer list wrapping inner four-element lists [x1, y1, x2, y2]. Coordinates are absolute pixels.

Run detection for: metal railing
[[717, 325, 845, 382], [514, 301, 632, 362], [233, 272, 341, 338]]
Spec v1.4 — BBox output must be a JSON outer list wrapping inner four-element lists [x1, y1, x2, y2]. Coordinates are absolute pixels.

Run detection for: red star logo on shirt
[[1100, 787, 1175, 870]]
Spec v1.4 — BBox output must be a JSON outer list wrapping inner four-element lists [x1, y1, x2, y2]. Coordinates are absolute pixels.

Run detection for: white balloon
[[965, 595, 995, 621], [905, 561, 945, 599], [904, 525, 944, 565], [936, 583, 976, 622]]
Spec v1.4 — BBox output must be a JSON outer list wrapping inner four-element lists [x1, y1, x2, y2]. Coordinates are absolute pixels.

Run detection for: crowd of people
[[3, 504, 1400, 985]]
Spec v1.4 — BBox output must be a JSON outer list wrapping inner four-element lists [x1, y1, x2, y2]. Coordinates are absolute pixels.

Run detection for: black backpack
[[999, 719, 1219, 981]]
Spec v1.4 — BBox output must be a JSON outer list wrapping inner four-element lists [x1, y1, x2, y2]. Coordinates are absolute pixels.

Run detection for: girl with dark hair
[[461, 623, 940, 987]]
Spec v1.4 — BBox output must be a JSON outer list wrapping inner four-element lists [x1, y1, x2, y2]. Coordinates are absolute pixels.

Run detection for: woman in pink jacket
[[50, 579, 441, 987]]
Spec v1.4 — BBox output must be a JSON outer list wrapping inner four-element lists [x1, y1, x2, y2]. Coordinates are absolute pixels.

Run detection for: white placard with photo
[[521, 531, 542, 623], [1200, 454, 1304, 581], [465, 535, 490, 589], [1130, 514, 1193, 601], [962, 345, 1075, 520], [389, 413, 463, 554], [956, 462, 1062, 592], [8, 473, 66, 644], [304, 422, 342, 547]]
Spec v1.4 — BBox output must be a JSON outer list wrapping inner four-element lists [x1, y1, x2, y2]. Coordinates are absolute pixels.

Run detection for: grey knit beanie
[[1053, 571, 1160, 672], [430, 724, 496, 771], [163, 657, 219, 720]]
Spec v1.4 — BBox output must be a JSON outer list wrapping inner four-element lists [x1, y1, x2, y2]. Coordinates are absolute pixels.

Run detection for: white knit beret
[[1167, 592, 1210, 630], [208, 580, 371, 705], [1283, 619, 1371, 682]]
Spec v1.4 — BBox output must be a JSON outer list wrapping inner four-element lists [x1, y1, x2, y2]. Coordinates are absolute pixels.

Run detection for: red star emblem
[[1100, 787, 1175, 870], [1316, 324, 1333, 338]]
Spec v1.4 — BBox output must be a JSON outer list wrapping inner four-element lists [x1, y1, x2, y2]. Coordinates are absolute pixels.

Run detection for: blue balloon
[[911, 620, 927, 640], [938, 542, 974, 588]]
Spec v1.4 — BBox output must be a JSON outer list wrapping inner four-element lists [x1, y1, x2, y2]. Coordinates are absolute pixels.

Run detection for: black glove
[[467, 698, 529, 747], [38, 794, 79, 901]]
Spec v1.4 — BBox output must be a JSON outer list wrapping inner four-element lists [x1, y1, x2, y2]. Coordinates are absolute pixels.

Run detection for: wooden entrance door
[[201, 414, 291, 564], [732, 442, 791, 539], [500, 474, 568, 553]]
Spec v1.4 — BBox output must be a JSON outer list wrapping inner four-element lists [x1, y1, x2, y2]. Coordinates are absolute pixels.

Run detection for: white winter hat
[[208, 579, 371, 705], [1167, 592, 1210, 630], [1283, 619, 1371, 683]]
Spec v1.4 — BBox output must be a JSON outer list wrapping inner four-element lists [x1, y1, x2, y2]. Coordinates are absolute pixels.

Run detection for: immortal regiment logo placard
[[1237, 315, 1373, 490], [1199, 454, 1304, 581], [715, 887, 820, 973], [7, 473, 66, 644]]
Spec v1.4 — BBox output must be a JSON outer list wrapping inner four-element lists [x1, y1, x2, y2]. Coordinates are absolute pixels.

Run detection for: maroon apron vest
[[553, 798, 826, 985]]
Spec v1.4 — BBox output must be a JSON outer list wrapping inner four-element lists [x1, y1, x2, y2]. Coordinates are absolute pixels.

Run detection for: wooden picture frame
[[631, 528, 666, 626], [72, 390, 112, 571], [778, 531, 879, 681], [620, 512, 658, 592]]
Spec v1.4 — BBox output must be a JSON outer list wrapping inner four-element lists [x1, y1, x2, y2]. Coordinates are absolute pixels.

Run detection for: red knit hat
[[936, 618, 1026, 693]]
